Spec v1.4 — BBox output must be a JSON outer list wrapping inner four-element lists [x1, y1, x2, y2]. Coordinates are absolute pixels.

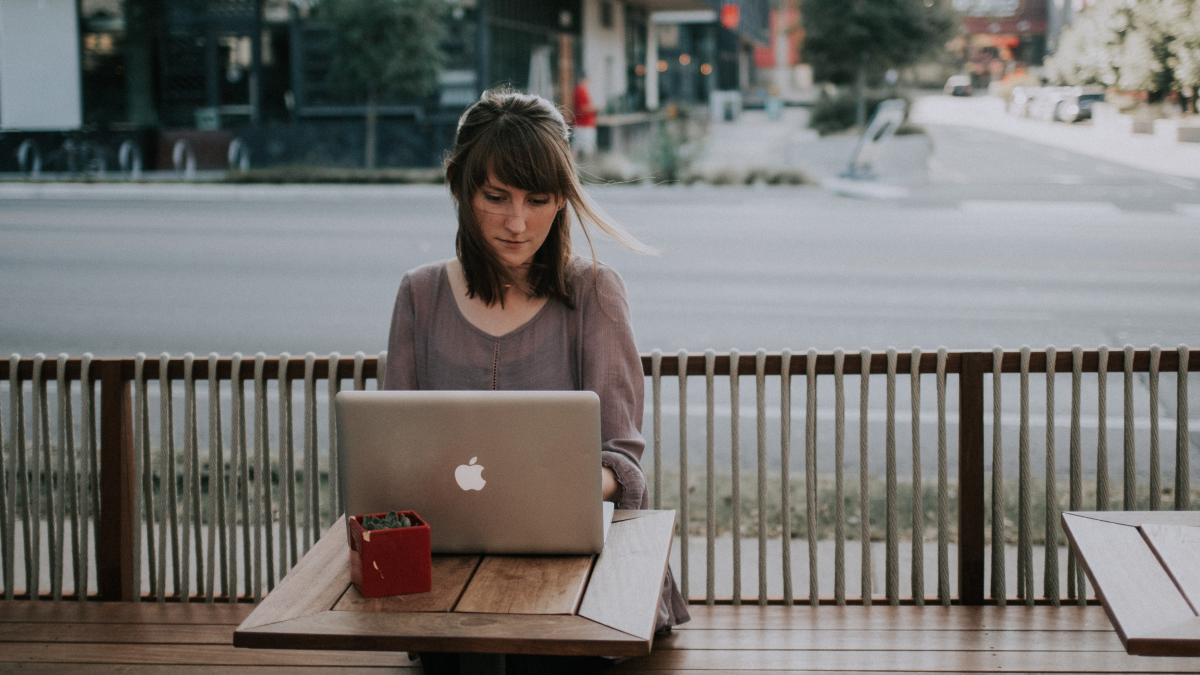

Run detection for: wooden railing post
[[957, 352, 986, 605], [97, 359, 137, 601]]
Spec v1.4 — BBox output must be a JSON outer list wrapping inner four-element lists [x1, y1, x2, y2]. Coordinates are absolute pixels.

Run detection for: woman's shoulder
[[400, 259, 451, 295], [567, 256, 628, 305]]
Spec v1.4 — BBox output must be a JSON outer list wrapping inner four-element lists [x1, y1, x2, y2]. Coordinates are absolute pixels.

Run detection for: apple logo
[[455, 456, 486, 491]]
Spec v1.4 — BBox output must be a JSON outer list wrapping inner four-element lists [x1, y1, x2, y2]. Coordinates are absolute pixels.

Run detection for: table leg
[[459, 653, 506, 675]]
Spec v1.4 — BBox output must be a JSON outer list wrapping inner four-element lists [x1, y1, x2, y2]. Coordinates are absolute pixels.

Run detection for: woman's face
[[471, 172, 565, 273]]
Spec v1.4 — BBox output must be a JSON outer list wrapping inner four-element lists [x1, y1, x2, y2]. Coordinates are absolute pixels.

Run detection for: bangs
[[463, 113, 571, 197]]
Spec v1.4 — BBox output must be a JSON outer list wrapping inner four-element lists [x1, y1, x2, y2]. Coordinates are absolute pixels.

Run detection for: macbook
[[336, 390, 612, 555]]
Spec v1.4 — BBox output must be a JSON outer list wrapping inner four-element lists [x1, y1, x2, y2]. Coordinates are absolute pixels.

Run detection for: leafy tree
[[1046, 0, 1200, 107], [801, 0, 959, 125], [318, 0, 446, 168]]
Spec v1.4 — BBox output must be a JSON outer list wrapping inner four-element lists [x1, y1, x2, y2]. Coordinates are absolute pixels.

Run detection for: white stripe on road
[[960, 200, 1119, 214]]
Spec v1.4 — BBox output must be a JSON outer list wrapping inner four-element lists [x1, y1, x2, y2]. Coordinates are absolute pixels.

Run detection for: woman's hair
[[444, 87, 651, 308]]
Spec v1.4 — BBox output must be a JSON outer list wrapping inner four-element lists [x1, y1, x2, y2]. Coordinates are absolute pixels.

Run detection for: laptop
[[336, 390, 613, 555]]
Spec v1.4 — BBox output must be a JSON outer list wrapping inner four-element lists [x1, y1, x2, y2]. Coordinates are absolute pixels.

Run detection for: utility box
[[0, 0, 82, 131]]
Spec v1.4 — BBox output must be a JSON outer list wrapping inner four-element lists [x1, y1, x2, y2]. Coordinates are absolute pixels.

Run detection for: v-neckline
[[440, 263, 553, 341]]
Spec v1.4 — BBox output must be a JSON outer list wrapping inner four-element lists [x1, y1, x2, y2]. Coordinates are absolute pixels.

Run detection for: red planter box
[[347, 511, 432, 598]]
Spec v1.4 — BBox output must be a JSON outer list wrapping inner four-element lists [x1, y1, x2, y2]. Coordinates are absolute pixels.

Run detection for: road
[[2, 107, 1198, 481]]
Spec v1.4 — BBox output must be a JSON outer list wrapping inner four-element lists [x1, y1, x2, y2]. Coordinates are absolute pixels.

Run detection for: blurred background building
[[0, 0, 769, 171]]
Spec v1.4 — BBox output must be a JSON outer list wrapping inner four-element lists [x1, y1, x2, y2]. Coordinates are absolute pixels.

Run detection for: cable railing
[[0, 346, 1194, 606]]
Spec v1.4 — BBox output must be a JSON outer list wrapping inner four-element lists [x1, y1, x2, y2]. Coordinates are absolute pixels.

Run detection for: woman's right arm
[[384, 274, 418, 391]]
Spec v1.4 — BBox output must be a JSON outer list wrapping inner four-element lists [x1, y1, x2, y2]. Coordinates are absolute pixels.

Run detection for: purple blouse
[[385, 257, 689, 630]]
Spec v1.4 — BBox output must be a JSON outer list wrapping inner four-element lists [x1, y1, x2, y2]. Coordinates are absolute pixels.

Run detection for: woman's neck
[[446, 259, 549, 337]]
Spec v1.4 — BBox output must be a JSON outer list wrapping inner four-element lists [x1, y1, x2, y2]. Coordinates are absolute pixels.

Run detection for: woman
[[385, 89, 689, 673]]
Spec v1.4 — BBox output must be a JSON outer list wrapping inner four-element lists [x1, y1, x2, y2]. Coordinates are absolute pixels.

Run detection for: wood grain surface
[[1140, 524, 1200, 614], [1070, 511, 1200, 527], [236, 609, 649, 656], [1062, 513, 1194, 647], [656, 627, 1126, 652], [1127, 616, 1200, 656], [333, 556, 480, 613], [0, 642, 412, 666], [578, 510, 676, 641], [675, 604, 1116, 632], [0, 666, 411, 675], [237, 516, 351, 632], [0, 600, 253, 624], [454, 555, 594, 615]]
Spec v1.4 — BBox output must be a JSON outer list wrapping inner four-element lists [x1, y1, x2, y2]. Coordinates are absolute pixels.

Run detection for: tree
[[319, 0, 445, 168], [1046, 0, 1199, 107], [801, 0, 959, 125]]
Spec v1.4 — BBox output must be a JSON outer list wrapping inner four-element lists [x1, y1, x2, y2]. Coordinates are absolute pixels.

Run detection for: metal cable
[[181, 354, 196, 603], [302, 354, 315, 555], [1097, 346, 1110, 512], [327, 353, 342, 525], [253, 353, 269, 598], [353, 352, 365, 392], [885, 348, 897, 606], [1043, 346, 1059, 606], [279, 352, 297, 575], [56, 354, 76, 601], [651, 350, 662, 510], [677, 349, 689, 601], [206, 353, 226, 602], [377, 351, 387, 391], [780, 349, 794, 606], [806, 348, 818, 606], [33, 348, 48, 595], [1069, 346, 1085, 605], [157, 353, 179, 602], [81, 353, 98, 602], [704, 350, 715, 606], [936, 348, 949, 606], [990, 346, 1005, 605], [833, 349, 846, 606], [1123, 345, 1136, 509], [0, 356, 9, 601], [1177, 345, 1190, 511], [231, 353, 249, 602], [1148, 346, 1161, 511], [1018, 346, 1032, 605], [135, 354, 153, 601], [755, 349, 768, 605], [859, 348, 872, 606], [729, 348, 741, 605], [910, 348, 923, 605], [9, 354, 28, 601]]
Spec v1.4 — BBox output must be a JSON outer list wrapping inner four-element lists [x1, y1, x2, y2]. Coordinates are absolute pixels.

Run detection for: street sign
[[720, 4, 740, 29]]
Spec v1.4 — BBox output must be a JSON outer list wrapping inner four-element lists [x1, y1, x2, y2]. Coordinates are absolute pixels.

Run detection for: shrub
[[808, 90, 912, 136]]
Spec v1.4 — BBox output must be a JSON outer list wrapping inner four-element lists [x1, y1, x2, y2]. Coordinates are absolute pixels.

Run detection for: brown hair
[[444, 87, 651, 308]]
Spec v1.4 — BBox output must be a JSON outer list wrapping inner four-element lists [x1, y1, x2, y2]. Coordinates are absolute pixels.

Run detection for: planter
[[347, 511, 432, 598]]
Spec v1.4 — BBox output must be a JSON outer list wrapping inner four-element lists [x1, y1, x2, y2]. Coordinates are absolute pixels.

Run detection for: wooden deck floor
[[3, 601, 1200, 673]]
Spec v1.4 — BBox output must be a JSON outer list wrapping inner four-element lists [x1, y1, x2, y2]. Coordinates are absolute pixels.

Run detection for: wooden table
[[234, 509, 675, 663], [1062, 510, 1200, 656]]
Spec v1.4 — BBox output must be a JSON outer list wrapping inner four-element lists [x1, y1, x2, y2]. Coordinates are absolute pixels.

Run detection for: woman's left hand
[[602, 466, 620, 502]]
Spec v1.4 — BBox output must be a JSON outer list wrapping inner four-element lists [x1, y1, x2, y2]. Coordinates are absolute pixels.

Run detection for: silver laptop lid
[[336, 390, 604, 555]]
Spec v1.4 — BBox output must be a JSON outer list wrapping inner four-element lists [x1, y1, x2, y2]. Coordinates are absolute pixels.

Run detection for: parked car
[[1009, 86, 1105, 123], [944, 75, 973, 96]]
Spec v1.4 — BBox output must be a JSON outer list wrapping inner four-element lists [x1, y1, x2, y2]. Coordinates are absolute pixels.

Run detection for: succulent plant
[[361, 511, 411, 531]]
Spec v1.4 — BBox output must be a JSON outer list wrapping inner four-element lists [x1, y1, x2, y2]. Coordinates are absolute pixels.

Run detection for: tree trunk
[[365, 89, 378, 170], [855, 53, 867, 127]]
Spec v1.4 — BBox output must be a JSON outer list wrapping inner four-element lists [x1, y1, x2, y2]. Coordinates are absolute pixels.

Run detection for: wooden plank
[[656, 628, 1125, 652], [1070, 511, 1200, 527], [618, 647, 1200, 672], [0, 643, 411, 667], [1127, 616, 1200, 656], [235, 609, 648, 657], [578, 510, 675, 641], [1062, 513, 1194, 646], [237, 516, 350, 632], [613, 509, 672, 523], [454, 555, 593, 615], [0, 600, 253, 624], [1141, 524, 1200, 613], [674, 605, 1118, 632], [0, 666, 410, 674], [0, 622, 234, 644], [98, 359, 137, 602], [957, 352, 986, 606], [333, 556, 480, 613]]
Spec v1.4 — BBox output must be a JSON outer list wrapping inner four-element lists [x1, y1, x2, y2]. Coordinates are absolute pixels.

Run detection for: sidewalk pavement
[[911, 94, 1200, 181]]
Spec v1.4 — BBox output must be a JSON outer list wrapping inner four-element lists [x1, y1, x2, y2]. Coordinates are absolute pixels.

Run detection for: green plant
[[808, 90, 912, 136], [361, 511, 411, 531]]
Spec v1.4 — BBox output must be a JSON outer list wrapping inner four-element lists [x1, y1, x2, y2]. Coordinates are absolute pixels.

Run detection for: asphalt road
[[2, 119, 1198, 480]]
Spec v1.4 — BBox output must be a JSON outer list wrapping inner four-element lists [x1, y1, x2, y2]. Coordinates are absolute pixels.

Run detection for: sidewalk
[[912, 94, 1200, 181]]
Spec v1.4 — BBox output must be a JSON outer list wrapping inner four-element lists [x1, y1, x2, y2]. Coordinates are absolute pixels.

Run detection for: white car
[[944, 75, 973, 96]]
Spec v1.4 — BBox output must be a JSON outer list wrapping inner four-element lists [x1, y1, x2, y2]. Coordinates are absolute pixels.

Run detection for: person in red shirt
[[572, 74, 598, 158]]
